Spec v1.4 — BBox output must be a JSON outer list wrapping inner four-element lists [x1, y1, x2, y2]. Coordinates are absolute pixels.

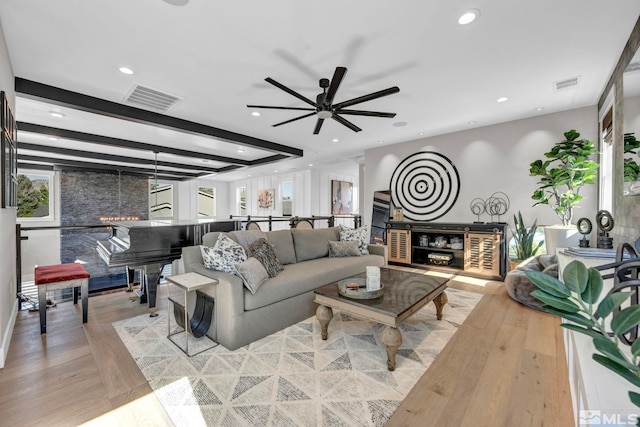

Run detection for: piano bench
[[34, 263, 90, 334]]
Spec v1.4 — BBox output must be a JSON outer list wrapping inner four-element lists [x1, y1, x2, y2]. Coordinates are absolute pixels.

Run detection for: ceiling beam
[[18, 122, 252, 166], [18, 154, 200, 179], [18, 142, 231, 174], [15, 78, 304, 158]]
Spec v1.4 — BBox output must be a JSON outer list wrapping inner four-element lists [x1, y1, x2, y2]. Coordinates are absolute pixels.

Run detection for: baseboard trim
[[0, 298, 19, 369]]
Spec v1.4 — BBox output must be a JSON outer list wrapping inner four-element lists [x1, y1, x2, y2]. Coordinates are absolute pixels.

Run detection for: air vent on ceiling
[[123, 84, 181, 112], [625, 61, 640, 73], [553, 76, 579, 92]]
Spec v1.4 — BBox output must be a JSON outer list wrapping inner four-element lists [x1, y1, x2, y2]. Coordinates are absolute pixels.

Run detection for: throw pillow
[[234, 257, 269, 294], [200, 234, 247, 273], [246, 238, 283, 278], [339, 225, 369, 255], [328, 240, 361, 257]]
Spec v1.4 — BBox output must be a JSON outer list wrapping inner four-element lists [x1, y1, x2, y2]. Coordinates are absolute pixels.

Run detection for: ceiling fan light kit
[[247, 66, 399, 134]]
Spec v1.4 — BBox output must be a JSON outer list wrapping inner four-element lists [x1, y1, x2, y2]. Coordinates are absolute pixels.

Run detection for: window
[[150, 182, 173, 218], [600, 105, 614, 213], [237, 186, 246, 215], [198, 186, 215, 217], [17, 171, 53, 220], [282, 181, 292, 216]]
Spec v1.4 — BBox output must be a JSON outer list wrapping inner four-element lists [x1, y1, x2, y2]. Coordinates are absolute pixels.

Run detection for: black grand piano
[[97, 219, 238, 316]]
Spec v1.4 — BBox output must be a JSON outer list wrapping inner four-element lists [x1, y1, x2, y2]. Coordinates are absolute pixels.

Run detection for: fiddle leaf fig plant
[[529, 129, 599, 226], [624, 132, 640, 183], [526, 261, 640, 413]]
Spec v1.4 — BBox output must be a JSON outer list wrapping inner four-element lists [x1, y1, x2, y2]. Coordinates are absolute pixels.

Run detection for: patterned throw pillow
[[328, 240, 362, 257], [234, 257, 269, 294], [246, 238, 283, 278], [200, 234, 247, 273], [339, 225, 369, 255]]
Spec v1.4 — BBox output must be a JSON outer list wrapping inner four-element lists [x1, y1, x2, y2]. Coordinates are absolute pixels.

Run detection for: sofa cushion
[[339, 225, 369, 255], [291, 227, 340, 262], [265, 229, 297, 265], [201, 234, 247, 274], [328, 240, 361, 257], [234, 257, 269, 294], [231, 230, 267, 248], [244, 253, 385, 310], [246, 238, 283, 278], [202, 231, 238, 247]]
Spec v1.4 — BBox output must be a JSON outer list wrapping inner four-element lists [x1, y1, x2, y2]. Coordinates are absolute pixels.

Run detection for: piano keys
[[97, 219, 238, 316]]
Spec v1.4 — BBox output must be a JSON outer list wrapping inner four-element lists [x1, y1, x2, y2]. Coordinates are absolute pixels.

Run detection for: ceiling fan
[[247, 66, 399, 134]]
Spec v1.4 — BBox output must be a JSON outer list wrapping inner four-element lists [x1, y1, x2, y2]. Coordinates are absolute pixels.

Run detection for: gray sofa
[[181, 226, 386, 350]]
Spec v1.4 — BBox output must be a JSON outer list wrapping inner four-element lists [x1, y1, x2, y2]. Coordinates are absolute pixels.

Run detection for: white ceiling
[[1, 1, 639, 181]]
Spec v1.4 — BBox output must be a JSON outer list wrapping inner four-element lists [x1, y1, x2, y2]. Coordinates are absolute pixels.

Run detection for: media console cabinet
[[386, 221, 507, 280]]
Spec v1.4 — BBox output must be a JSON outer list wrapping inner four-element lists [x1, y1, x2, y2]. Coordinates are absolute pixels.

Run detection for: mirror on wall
[[623, 48, 640, 195]]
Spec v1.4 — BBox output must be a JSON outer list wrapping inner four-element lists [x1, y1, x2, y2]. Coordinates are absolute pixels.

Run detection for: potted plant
[[529, 129, 599, 252], [509, 211, 544, 270], [525, 261, 640, 412]]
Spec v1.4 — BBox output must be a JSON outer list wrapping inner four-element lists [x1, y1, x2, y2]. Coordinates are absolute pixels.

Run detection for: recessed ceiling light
[[378, 141, 384, 144], [274, 170, 278, 173], [535, 107, 544, 112], [496, 97, 509, 103], [458, 9, 480, 25], [251, 111, 260, 117], [468, 120, 477, 125], [247, 174, 252, 177], [163, 0, 189, 5], [237, 148, 244, 153], [48, 111, 65, 118], [332, 138, 339, 142], [418, 132, 424, 136], [308, 163, 313, 167], [48, 137, 58, 141], [118, 67, 134, 75]]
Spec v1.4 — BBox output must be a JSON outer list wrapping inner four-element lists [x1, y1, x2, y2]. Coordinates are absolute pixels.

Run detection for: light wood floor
[[0, 272, 574, 427]]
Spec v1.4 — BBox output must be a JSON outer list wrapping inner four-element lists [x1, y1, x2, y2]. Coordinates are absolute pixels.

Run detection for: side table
[[166, 272, 218, 356]]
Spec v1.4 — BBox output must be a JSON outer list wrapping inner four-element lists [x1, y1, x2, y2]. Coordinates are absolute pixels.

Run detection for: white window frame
[[282, 181, 293, 216], [16, 169, 55, 222], [149, 180, 175, 219], [197, 186, 216, 218]]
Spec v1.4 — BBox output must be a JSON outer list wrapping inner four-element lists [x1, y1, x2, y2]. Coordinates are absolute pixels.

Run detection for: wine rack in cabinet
[[386, 221, 507, 280]]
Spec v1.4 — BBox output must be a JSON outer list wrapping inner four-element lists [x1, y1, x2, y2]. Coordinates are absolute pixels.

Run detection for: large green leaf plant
[[526, 261, 640, 413], [529, 130, 599, 226]]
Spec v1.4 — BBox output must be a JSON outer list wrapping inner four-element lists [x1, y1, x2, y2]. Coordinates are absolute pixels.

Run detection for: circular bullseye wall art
[[389, 151, 460, 221]]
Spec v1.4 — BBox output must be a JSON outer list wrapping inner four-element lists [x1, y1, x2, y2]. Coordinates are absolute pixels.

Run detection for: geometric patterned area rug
[[113, 288, 481, 427]]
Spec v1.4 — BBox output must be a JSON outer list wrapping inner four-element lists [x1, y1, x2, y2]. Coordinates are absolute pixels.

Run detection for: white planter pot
[[544, 225, 580, 255]]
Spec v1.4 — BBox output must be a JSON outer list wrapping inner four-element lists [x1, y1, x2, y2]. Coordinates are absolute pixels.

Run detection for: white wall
[[363, 106, 599, 235], [0, 19, 16, 368]]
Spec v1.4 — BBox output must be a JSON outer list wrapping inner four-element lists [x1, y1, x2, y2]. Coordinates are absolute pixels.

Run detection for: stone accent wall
[[598, 17, 640, 245], [60, 171, 149, 289]]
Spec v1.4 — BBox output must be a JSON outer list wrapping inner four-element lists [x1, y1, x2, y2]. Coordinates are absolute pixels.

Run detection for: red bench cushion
[[35, 263, 90, 285]]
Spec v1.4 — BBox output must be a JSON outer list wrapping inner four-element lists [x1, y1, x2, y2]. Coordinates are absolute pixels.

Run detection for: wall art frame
[[331, 179, 353, 215], [1, 91, 17, 208], [257, 188, 275, 209]]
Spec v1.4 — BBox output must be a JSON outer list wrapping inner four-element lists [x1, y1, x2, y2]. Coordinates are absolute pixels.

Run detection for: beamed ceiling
[[0, 1, 639, 181]]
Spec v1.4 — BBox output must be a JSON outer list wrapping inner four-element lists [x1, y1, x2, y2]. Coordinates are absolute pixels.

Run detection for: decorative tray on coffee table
[[338, 278, 385, 299]]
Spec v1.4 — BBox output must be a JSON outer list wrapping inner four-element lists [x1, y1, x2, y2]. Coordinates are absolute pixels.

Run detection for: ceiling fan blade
[[272, 112, 317, 127], [247, 105, 315, 111], [333, 86, 400, 110], [265, 77, 318, 107], [335, 109, 396, 118], [323, 66, 347, 105], [313, 118, 325, 134], [332, 114, 362, 133]]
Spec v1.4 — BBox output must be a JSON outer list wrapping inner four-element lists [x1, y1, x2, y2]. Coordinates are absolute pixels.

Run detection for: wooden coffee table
[[314, 267, 449, 371]]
